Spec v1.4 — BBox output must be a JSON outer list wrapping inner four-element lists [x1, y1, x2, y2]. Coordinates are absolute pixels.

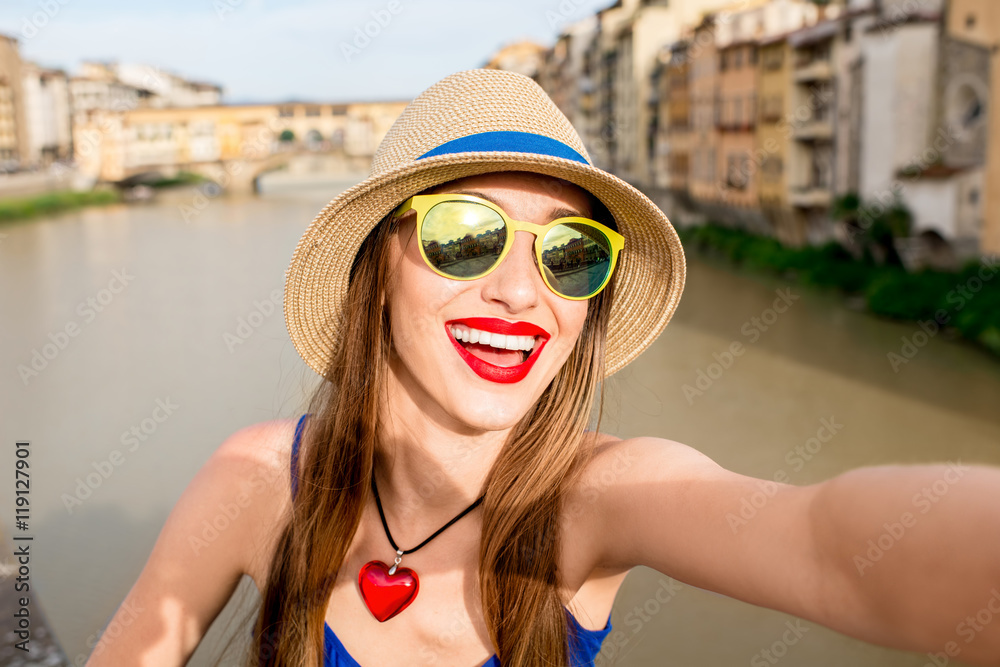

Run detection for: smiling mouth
[[448, 324, 540, 367], [443, 319, 551, 384]]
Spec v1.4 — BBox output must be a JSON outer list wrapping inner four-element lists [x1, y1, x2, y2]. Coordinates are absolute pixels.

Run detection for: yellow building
[[757, 36, 801, 244], [659, 40, 692, 192], [945, 0, 1000, 255], [0, 33, 29, 169], [716, 39, 759, 209], [688, 15, 721, 204]]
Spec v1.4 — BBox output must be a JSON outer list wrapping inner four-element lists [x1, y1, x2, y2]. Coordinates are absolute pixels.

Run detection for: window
[[764, 46, 784, 70], [727, 153, 748, 189], [947, 82, 985, 132], [750, 46, 759, 65], [278, 106, 294, 118], [966, 13, 976, 29], [762, 155, 783, 181]]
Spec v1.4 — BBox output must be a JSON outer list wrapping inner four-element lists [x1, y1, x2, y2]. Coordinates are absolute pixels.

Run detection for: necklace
[[358, 473, 485, 622]]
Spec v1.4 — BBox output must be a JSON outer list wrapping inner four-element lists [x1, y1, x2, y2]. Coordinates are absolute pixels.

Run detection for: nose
[[479, 230, 541, 313]]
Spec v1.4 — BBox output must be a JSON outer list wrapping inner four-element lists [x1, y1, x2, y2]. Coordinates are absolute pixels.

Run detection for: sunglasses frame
[[392, 193, 624, 301]]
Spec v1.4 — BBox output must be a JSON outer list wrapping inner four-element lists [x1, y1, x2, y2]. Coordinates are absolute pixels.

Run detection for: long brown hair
[[251, 182, 617, 666]]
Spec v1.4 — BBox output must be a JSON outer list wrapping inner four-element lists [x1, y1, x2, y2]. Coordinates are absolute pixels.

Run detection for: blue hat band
[[416, 131, 589, 165]]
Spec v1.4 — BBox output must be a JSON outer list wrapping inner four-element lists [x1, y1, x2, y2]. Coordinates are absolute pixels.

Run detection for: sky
[[1, 0, 616, 104]]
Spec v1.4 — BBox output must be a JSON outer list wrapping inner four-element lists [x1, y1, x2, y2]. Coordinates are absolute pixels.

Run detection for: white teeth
[[449, 325, 538, 352]]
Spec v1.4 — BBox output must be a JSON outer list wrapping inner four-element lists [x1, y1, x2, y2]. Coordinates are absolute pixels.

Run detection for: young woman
[[87, 69, 1000, 667]]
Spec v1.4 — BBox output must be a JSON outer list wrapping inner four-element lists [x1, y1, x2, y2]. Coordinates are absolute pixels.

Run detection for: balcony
[[794, 60, 833, 83], [792, 119, 833, 141], [790, 186, 832, 208]]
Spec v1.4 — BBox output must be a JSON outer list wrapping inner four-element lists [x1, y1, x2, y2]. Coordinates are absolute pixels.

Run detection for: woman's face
[[385, 171, 595, 431]]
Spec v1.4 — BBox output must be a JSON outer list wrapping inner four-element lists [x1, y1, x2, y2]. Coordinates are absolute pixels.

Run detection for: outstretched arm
[[583, 437, 1000, 666], [810, 463, 1000, 664]]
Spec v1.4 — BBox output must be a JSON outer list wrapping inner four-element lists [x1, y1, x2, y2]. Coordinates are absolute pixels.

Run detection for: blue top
[[289, 413, 613, 667]]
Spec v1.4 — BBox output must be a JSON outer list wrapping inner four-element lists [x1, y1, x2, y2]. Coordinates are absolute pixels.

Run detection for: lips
[[445, 318, 550, 384]]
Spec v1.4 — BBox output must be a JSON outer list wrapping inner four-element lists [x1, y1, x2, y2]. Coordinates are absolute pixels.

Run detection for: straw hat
[[283, 68, 686, 379]]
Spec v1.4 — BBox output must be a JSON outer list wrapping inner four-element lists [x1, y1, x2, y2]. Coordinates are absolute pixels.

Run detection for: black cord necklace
[[357, 472, 485, 622]]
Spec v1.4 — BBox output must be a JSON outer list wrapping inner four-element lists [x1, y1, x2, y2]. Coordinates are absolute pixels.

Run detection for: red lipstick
[[445, 318, 550, 384]]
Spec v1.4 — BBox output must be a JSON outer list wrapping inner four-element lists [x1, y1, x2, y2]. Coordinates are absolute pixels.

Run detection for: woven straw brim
[[283, 151, 686, 380]]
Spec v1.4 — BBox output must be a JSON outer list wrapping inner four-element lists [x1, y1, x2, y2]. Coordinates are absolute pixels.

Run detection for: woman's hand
[[580, 437, 1000, 665]]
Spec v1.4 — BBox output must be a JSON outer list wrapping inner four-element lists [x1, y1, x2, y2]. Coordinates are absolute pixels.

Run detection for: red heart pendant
[[358, 561, 419, 622]]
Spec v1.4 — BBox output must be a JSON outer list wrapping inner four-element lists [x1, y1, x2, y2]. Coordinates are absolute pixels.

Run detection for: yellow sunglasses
[[392, 193, 624, 300]]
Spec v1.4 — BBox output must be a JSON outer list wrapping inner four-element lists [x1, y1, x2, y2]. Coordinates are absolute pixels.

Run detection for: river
[[1, 177, 998, 666]]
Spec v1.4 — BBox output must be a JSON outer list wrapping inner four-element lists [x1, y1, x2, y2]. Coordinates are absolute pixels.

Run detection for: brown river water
[[1, 178, 998, 666]]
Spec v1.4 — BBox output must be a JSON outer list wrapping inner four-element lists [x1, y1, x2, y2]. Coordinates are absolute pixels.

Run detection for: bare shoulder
[[211, 417, 300, 492], [563, 433, 733, 575], [207, 417, 301, 583], [566, 432, 825, 620], [86, 417, 301, 665], [573, 433, 724, 493], [559, 433, 720, 624]]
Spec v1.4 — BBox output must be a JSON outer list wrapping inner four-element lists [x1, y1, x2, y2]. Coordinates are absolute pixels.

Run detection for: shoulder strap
[[290, 413, 308, 500]]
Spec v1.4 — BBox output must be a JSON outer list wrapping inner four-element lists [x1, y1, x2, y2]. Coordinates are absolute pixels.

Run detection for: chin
[[446, 394, 532, 432]]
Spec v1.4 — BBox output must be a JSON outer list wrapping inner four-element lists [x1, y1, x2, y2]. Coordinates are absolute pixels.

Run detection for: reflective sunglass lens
[[540, 223, 613, 298], [420, 202, 506, 278]]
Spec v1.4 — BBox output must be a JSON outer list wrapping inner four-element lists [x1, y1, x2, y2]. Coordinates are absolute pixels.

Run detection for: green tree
[[832, 192, 912, 267]]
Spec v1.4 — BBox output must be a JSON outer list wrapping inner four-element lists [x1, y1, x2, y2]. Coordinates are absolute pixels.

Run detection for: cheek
[[556, 302, 590, 352], [387, 236, 461, 354]]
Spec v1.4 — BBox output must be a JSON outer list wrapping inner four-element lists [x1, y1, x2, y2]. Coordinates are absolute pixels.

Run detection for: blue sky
[[1, 0, 615, 103]]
